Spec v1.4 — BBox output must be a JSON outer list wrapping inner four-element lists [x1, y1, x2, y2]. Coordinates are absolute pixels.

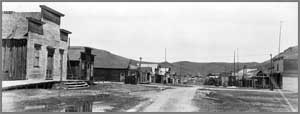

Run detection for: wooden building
[[67, 46, 95, 81], [2, 6, 71, 81], [139, 67, 152, 84], [91, 48, 134, 82], [156, 62, 173, 84], [220, 72, 231, 87], [125, 63, 139, 84], [249, 70, 269, 88], [272, 53, 298, 92], [137, 63, 159, 83]]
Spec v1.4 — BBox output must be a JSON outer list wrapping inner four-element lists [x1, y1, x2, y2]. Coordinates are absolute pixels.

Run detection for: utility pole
[[278, 21, 283, 54], [233, 50, 236, 86], [139, 57, 142, 84], [237, 48, 239, 72], [233, 50, 236, 77], [242, 65, 246, 87], [165, 48, 167, 62], [270, 54, 274, 91], [180, 62, 182, 84]]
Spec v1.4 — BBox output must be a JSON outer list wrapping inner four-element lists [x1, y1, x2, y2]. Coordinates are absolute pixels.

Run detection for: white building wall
[[282, 77, 298, 92]]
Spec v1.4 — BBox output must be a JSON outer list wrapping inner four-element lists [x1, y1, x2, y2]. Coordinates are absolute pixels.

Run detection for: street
[[141, 86, 199, 112], [129, 85, 298, 112], [2, 82, 298, 112], [2, 2, 298, 113]]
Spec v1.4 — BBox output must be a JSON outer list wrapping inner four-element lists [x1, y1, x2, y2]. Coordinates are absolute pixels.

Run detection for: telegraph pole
[[270, 54, 273, 91], [180, 62, 182, 84], [242, 65, 246, 87], [139, 57, 142, 84], [237, 48, 239, 72], [233, 50, 236, 77], [278, 21, 283, 54], [165, 48, 167, 62]]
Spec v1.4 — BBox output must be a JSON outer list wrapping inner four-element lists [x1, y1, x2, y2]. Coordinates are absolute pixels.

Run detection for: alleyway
[[141, 86, 199, 112]]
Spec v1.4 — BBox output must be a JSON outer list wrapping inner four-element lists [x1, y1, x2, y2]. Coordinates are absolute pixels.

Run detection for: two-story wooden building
[[2, 5, 71, 81], [273, 53, 298, 92]]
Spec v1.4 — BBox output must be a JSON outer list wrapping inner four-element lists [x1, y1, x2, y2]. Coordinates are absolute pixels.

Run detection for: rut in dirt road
[[142, 86, 199, 112]]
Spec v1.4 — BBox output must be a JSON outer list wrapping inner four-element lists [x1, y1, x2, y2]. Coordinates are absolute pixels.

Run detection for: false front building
[[272, 48, 298, 92], [2, 5, 71, 81], [67, 46, 95, 81]]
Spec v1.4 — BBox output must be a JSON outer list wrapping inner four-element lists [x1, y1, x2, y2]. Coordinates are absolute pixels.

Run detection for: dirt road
[[141, 86, 199, 112]]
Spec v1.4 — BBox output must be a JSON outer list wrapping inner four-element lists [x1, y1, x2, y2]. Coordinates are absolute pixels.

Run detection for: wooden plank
[[42, 9, 61, 25], [1, 39, 28, 80], [24, 43, 27, 79]]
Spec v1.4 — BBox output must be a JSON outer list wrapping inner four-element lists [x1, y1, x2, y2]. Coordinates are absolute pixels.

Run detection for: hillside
[[78, 45, 297, 76], [172, 45, 298, 76], [91, 48, 131, 69], [172, 61, 259, 76]]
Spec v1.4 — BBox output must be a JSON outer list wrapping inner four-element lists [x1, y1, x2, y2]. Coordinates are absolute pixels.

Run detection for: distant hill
[[172, 61, 259, 76], [70, 46, 133, 69], [77, 45, 297, 77], [91, 48, 131, 69], [171, 45, 298, 76]]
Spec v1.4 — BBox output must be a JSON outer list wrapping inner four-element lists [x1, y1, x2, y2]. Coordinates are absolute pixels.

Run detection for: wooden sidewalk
[[2, 80, 58, 90]]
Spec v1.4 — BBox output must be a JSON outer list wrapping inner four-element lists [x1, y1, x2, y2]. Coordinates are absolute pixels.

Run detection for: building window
[[34, 44, 41, 68], [120, 72, 126, 78], [120, 72, 125, 81], [277, 64, 279, 71], [82, 63, 85, 70]]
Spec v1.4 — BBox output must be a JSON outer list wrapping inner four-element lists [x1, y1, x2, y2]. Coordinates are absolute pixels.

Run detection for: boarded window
[[41, 9, 61, 25], [284, 59, 298, 71], [28, 21, 43, 35], [60, 32, 68, 42], [34, 44, 41, 68]]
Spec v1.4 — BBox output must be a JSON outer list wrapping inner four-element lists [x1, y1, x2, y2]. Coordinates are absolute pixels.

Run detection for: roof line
[[60, 29, 72, 34], [26, 17, 45, 25], [40, 5, 65, 17]]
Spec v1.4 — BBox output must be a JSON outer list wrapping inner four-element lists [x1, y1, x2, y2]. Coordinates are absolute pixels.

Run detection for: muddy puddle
[[4, 94, 116, 112], [2, 89, 144, 112]]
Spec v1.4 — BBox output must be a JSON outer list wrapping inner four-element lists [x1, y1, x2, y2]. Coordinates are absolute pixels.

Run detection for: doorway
[[46, 47, 55, 80]]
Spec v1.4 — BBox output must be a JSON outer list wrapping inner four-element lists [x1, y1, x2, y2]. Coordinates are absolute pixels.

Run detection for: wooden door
[[86, 63, 91, 81], [59, 50, 64, 81], [46, 48, 54, 80]]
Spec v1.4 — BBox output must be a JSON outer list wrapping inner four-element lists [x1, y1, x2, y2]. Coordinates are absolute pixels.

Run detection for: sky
[[3, 2, 298, 63]]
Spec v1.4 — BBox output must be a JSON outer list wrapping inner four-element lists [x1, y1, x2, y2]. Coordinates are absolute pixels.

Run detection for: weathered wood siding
[[67, 61, 81, 80], [28, 21, 43, 35], [41, 9, 61, 25], [2, 39, 27, 80], [93, 68, 128, 82], [283, 59, 298, 74], [60, 32, 68, 42]]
